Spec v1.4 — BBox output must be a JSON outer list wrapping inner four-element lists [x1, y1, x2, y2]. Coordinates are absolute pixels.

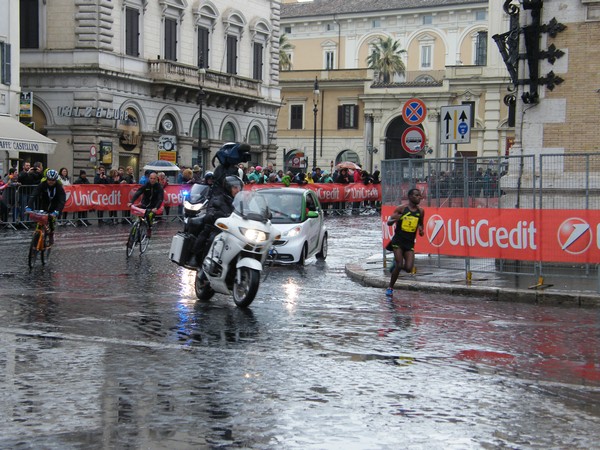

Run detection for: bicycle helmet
[[46, 169, 59, 181], [223, 175, 243, 196]]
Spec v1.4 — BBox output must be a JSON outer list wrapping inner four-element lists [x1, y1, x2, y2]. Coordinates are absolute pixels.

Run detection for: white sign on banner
[[440, 105, 471, 144]]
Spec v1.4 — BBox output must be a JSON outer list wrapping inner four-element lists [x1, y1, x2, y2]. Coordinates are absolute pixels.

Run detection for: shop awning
[[0, 115, 57, 154]]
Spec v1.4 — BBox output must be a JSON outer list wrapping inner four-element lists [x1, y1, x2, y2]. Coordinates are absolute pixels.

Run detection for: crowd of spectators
[[2, 160, 385, 225]]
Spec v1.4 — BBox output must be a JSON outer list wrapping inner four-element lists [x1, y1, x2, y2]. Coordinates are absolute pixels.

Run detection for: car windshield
[[233, 190, 270, 222], [258, 190, 303, 223], [187, 183, 210, 203]]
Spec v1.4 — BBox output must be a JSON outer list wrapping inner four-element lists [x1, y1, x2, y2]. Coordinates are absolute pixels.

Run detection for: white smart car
[[258, 187, 327, 265]]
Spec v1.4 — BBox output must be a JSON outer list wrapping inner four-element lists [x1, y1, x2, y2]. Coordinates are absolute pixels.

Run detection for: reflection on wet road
[[0, 217, 599, 448]]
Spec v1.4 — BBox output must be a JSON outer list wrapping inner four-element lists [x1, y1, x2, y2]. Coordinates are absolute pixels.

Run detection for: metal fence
[[382, 153, 600, 287]]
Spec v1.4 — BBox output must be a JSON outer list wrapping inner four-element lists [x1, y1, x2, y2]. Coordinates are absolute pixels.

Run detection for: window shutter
[[227, 35, 237, 74], [20, 0, 40, 49], [198, 27, 209, 68], [337, 106, 343, 129], [352, 105, 359, 128], [1, 43, 11, 85]]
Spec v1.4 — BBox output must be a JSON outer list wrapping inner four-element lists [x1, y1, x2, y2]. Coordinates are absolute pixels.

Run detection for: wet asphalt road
[[1, 216, 600, 449]]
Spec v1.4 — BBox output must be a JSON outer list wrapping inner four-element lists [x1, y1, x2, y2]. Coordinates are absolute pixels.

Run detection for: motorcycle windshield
[[188, 184, 211, 203], [233, 190, 270, 222]]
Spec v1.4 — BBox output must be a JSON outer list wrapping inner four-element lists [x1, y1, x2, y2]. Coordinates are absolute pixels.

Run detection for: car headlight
[[240, 227, 268, 243], [283, 226, 302, 238]]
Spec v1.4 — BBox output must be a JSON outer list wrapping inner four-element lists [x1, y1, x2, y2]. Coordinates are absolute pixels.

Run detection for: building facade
[[17, 0, 281, 179], [278, 0, 514, 175], [506, 0, 600, 157]]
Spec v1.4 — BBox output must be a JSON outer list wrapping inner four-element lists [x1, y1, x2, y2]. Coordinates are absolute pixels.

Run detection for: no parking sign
[[402, 98, 427, 126]]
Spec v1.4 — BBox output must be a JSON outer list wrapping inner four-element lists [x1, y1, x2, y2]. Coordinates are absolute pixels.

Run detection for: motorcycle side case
[[169, 232, 195, 266]]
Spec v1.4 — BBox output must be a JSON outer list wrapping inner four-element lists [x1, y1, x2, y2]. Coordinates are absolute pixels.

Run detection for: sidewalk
[[346, 254, 600, 307]]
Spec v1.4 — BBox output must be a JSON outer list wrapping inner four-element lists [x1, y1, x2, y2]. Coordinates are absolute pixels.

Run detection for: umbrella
[[335, 161, 361, 171], [143, 160, 180, 171]]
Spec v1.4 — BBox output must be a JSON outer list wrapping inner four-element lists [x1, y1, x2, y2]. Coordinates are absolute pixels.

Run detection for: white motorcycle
[[195, 189, 279, 308]]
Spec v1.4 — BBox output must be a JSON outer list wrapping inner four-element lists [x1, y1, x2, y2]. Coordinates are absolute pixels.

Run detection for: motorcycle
[[195, 189, 279, 308], [169, 183, 211, 269], [183, 183, 211, 235]]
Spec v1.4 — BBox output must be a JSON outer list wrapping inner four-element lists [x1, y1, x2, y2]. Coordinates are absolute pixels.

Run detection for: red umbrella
[[335, 161, 361, 171]]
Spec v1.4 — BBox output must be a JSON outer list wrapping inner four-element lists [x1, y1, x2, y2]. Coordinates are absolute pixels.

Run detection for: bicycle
[[26, 210, 55, 268], [126, 205, 157, 257]]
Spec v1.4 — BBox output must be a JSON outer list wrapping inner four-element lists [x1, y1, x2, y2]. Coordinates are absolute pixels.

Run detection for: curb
[[345, 262, 600, 308]]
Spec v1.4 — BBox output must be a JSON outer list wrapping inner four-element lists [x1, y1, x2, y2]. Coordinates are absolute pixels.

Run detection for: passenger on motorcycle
[[189, 175, 243, 267]]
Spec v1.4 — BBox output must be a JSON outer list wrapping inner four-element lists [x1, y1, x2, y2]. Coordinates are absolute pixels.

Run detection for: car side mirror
[[307, 211, 319, 218]]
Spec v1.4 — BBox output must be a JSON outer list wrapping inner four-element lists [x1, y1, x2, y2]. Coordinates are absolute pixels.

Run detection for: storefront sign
[[57, 106, 128, 120]]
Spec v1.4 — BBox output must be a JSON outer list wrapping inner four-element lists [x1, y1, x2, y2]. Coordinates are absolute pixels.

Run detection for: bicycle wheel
[[126, 222, 139, 257], [139, 221, 150, 254], [28, 230, 41, 268], [42, 232, 53, 265]]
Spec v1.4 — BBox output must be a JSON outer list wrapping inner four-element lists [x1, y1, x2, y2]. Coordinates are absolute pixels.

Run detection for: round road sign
[[90, 145, 97, 157], [401, 126, 426, 154], [402, 98, 427, 126]]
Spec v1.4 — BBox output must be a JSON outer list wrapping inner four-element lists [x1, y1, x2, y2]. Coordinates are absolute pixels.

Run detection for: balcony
[[148, 60, 262, 111]]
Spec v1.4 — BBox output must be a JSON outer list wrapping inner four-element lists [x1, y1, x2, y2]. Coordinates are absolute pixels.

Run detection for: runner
[[386, 188, 424, 296]]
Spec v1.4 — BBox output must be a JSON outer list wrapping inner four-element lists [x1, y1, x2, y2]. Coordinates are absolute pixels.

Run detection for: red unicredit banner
[[246, 182, 382, 203], [62, 184, 187, 212], [62, 183, 382, 212], [382, 206, 600, 264]]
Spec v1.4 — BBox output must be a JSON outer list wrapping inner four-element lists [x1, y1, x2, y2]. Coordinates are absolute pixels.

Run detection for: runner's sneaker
[[386, 287, 394, 296]]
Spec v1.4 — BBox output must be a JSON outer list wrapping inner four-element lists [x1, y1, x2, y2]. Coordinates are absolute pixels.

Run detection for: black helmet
[[204, 171, 214, 181], [223, 175, 243, 196]]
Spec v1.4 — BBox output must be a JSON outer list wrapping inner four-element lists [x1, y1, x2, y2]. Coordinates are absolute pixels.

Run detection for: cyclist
[[127, 171, 164, 237], [25, 169, 66, 244]]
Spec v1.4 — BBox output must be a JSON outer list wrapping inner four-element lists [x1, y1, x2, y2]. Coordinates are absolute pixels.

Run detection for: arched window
[[192, 118, 208, 141], [336, 150, 360, 166], [248, 126, 261, 145], [222, 122, 236, 142]]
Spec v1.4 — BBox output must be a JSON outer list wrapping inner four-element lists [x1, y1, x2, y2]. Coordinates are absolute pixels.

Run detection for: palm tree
[[279, 34, 293, 71], [366, 36, 406, 84]]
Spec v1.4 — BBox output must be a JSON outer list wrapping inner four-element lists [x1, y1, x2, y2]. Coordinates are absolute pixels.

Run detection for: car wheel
[[316, 233, 327, 260]]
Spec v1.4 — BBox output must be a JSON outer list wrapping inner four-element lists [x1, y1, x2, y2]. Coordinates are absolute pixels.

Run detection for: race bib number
[[401, 215, 419, 233]]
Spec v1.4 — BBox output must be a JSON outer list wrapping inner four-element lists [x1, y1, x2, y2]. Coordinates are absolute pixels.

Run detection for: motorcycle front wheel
[[233, 267, 260, 308], [195, 270, 215, 301]]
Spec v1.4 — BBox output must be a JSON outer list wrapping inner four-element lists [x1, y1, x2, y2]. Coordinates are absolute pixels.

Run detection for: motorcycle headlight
[[185, 201, 204, 212], [284, 226, 302, 238], [240, 227, 268, 243]]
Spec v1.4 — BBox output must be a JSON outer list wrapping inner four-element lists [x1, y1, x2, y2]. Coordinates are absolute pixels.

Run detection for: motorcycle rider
[[189, 175, 243, 267]]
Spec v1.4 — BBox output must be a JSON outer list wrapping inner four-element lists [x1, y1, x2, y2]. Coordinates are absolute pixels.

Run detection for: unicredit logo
[[426, 214, 446, 247], [557, 217, 592, 255]]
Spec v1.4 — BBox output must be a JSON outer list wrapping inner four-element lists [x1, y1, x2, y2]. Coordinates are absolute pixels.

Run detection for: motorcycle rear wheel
[[233, 267, 260, 308], [195, 270, 215, 301]]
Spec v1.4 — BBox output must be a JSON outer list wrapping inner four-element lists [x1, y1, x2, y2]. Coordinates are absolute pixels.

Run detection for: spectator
[[18, 162, 31, 185], [73, 170, 91, 226], [192, 165, 203, 183], [247, 166, 264, 184], [281, 171, 292, 187], [333, 168, 351, 212], [94, 166, 110, 224], [123, 165, 136, 184], [320, 170, 333, 183], [58, 167, 71, 223], [312, 167, 322, 183], [108, 168, 121, 223], [139, 169, 151, 185], [182, 168, 194, 184], [158, 171, 170, 217]]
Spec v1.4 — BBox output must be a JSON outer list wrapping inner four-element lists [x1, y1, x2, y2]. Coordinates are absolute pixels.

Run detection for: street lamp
[[197, 54, 206, 171], [312, 77, 319, 171]]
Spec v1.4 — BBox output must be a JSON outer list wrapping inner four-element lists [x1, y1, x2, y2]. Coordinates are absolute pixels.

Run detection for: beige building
[[278, 0, 514, 175], [16, 0, 281, 179], [510, 0, 600, 157]]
